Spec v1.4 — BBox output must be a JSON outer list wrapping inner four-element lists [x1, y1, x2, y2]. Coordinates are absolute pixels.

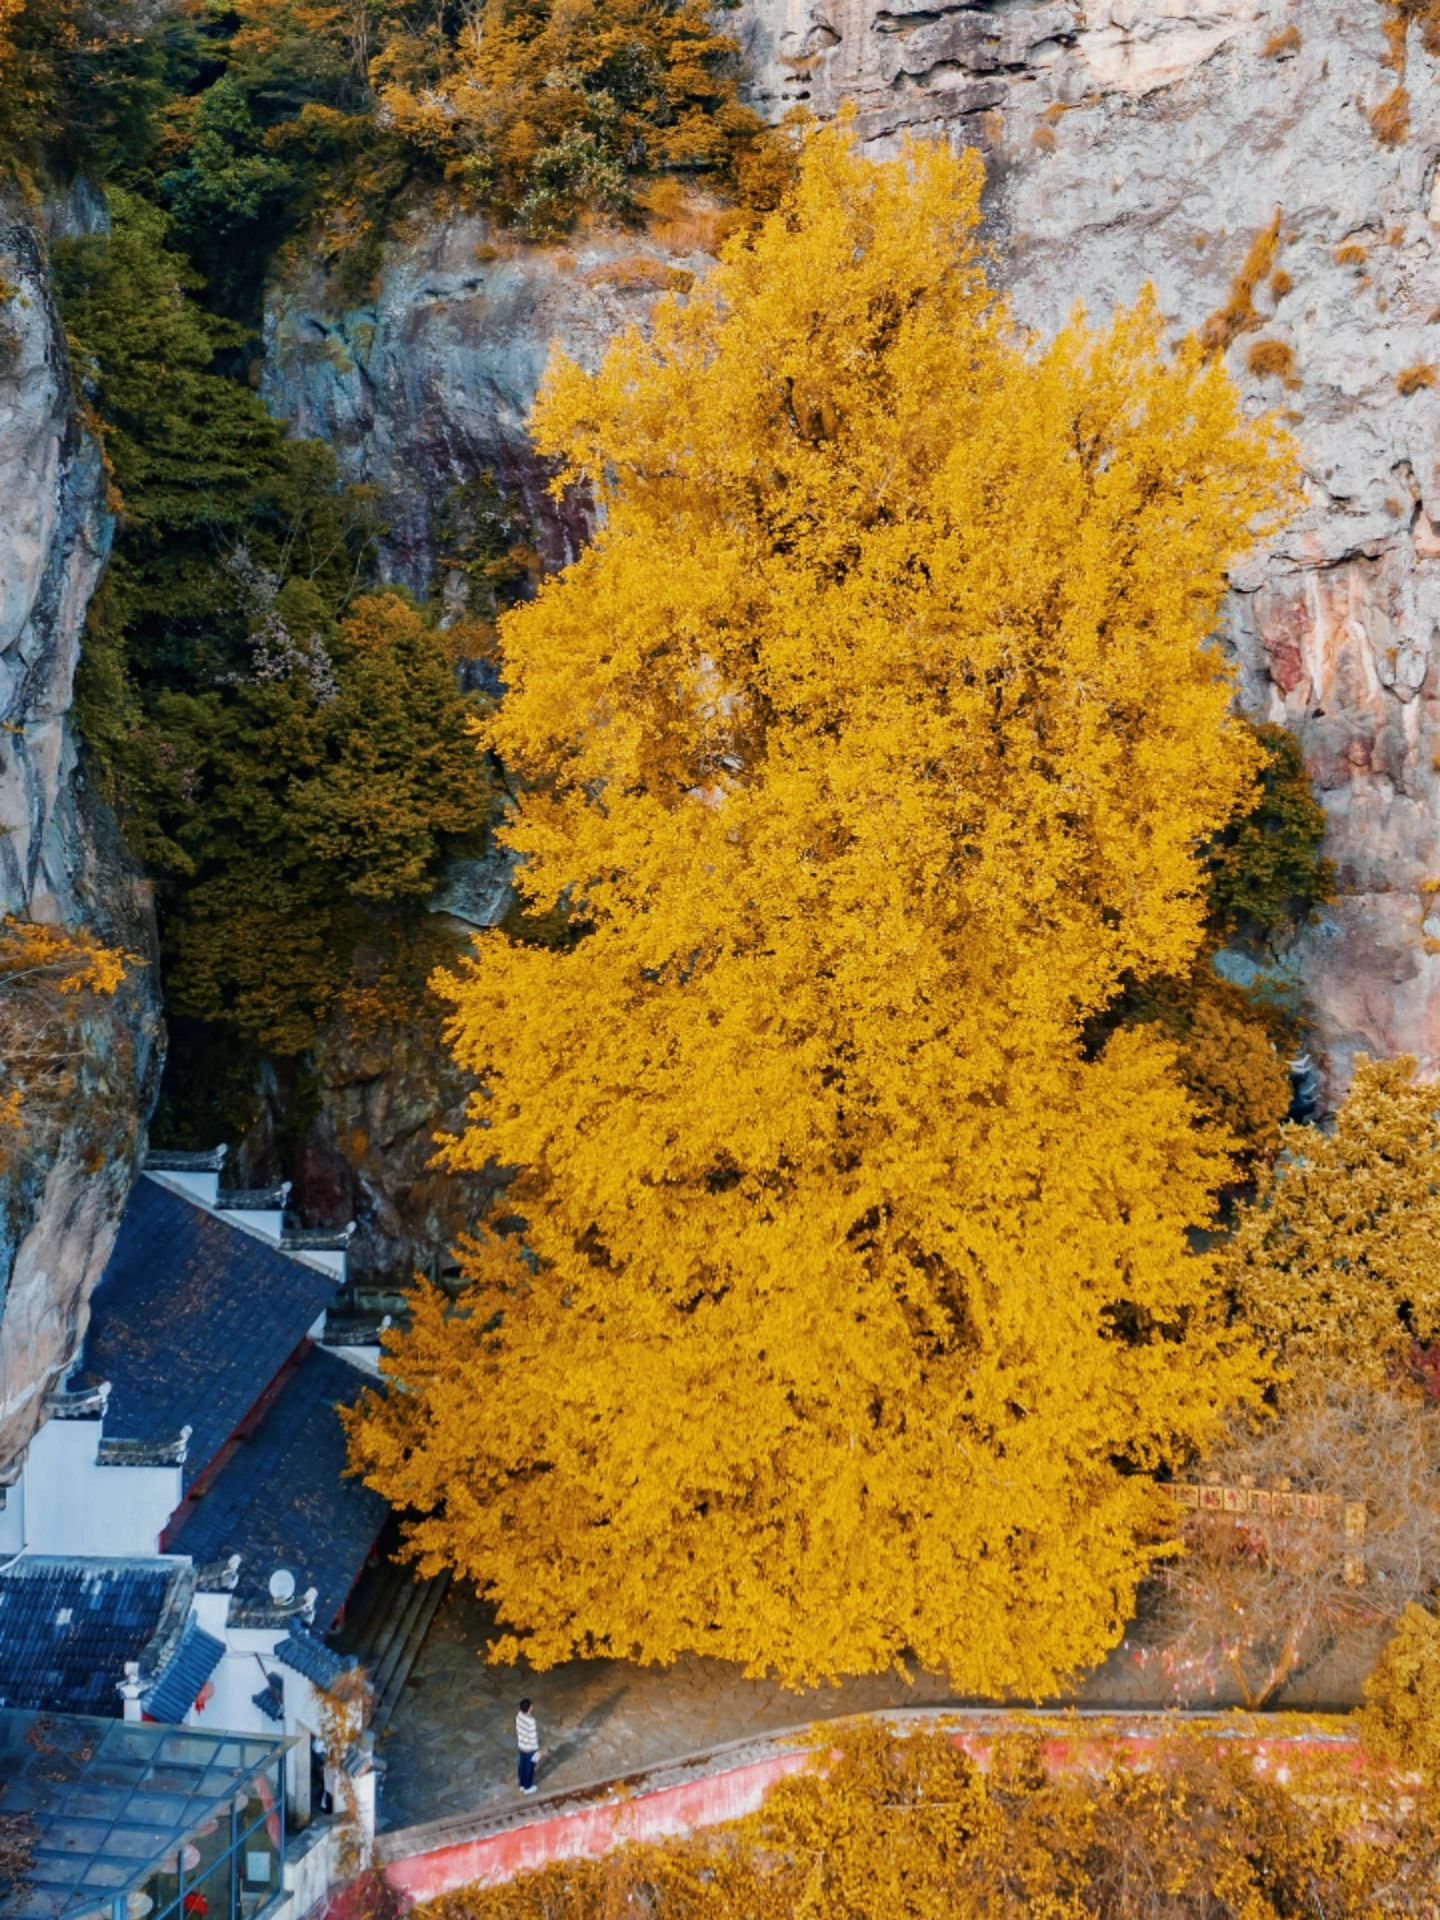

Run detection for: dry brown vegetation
[[1149, 1371, 1440, 1707], [638, 179, 732, 257], [582, 254, 676, 292], [1335, 241, 1368, 266], [1199, 211, 1283, 353], [1246, 338, 1295, 380], [1262, 23, 1301, 56], [1371, 85, 1410, 143], [1269, 267, 1293, 299], [1397, 361, 1437, 393]]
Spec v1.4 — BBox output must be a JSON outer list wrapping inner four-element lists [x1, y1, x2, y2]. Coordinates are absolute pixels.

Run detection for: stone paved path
[[373, 1580, 1384, 1831]]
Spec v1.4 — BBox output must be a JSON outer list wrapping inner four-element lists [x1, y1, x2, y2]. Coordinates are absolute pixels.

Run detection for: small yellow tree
[[348, 128, 1292, 1691], [1361, 1602, 1440, 1791], [0, 917, 132, 1166], [1226, 1055, 1440, 1376]]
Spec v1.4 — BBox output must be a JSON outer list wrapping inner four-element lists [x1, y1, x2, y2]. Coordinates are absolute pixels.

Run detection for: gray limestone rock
[[263, 211, 716, 592], [0, 193, 162, 1467]]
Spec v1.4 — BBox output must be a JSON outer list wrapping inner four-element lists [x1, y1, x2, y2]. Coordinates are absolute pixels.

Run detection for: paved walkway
[[373, 1580, 1382, 1831]]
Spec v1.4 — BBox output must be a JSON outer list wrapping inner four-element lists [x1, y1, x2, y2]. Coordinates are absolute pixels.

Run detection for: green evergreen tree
[[58, 192, 492, 1054]]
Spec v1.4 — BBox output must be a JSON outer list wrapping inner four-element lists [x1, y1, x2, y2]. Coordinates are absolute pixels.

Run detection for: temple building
[[0, 1150, 393, 1917]]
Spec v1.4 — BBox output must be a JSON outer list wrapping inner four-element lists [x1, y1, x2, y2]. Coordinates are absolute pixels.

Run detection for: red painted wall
[[379, 1718, 1368, 1903], [386, 1750, 812, 1898]]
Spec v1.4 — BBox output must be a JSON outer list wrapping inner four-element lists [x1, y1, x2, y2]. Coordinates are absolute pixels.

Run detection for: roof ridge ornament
[[118, 1660, 145, 1722], [143, 1145, 229, 1173], [96, 1423, 191, 1467], [46, 1379, 112, 1419], [216, 1181, 293, 1212], [196, 1553, 243, 1592]]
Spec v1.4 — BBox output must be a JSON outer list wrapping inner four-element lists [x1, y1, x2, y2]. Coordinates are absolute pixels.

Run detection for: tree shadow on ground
[[541, 1687, 634, 1778]]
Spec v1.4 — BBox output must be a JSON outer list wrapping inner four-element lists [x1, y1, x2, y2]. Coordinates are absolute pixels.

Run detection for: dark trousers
[[518, 1748, 537, 1790]]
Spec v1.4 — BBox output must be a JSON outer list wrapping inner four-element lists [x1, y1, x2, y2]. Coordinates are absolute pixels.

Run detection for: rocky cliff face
[[264, 212, 715, 590], [0, 194, 162, 1464], [264, 0, 1440, 1108]]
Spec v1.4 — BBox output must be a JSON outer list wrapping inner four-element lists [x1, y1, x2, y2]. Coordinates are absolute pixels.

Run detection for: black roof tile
[[80, 1177, 337, 1487], [167, 1348, 387, 1630], [140, 1620, 225, 1724], [0, 1559, 185, 1717], [274, 1624, 356, 1691]]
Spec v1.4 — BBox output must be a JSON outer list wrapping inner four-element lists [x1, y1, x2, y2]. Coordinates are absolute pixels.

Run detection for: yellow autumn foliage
[[1226, 1054, 1440, 1375], [0, 0, 19, 69], [428, 1721, 1430, 1919], [1362, 1602, 1440, 1792], [347, 129, 1293, 1690], [0, 916, 132, 1165]]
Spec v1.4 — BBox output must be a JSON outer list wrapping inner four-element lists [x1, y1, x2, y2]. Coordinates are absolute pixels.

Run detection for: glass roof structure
[[0, 1711, 290, 1920]]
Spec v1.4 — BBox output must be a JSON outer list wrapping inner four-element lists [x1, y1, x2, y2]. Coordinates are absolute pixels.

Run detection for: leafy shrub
[[1100, 969, 1292, 1167], [1204, 721, 1333, 939], [0, 918, 132, 1169], [160, 591, 492, 1052], [1362, 1603, 1440, 1790], [0, 0, 185, 173], [432, 1720, 1435, 1917], [374, 0, 767, 236], [1227, 1055, 1440, 1378], [158, 77, 296, 313]]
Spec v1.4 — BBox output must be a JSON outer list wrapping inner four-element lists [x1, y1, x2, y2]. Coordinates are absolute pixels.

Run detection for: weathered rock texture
[[235, 975, 503, 1298], [264, 0, 1440, 1110], [0, 195, 162, 1465], [264, 214, 714, 591]]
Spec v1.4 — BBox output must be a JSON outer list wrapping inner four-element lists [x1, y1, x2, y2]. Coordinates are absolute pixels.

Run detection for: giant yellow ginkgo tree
[[346, 126, 1294, 1691]]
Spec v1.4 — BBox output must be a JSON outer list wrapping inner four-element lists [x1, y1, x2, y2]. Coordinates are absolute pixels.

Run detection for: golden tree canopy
[[1227, 1054, 1440, 1374], [348, 128, 1292, 1690]]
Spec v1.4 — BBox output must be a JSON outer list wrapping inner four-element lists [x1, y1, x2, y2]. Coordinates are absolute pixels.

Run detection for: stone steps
[[369, 1571, 452, 1740]]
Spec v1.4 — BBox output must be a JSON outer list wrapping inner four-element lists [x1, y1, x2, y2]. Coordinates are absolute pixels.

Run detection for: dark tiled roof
[[275, 1624, 356, 1690], [81, 1176, 337, 1487], [167, 1348, 387, 1630], [140, 1619, 224, 1723], [251, 1677, 285, 1723], [0, 1559, 187, 1716]]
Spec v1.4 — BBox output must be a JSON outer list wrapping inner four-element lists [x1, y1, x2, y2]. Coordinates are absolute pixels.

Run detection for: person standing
[[516, 1697, 540, 1793]]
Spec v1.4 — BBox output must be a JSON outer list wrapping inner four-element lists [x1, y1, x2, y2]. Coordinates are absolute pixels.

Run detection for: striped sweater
[[516, 1711, 539, 1753]]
